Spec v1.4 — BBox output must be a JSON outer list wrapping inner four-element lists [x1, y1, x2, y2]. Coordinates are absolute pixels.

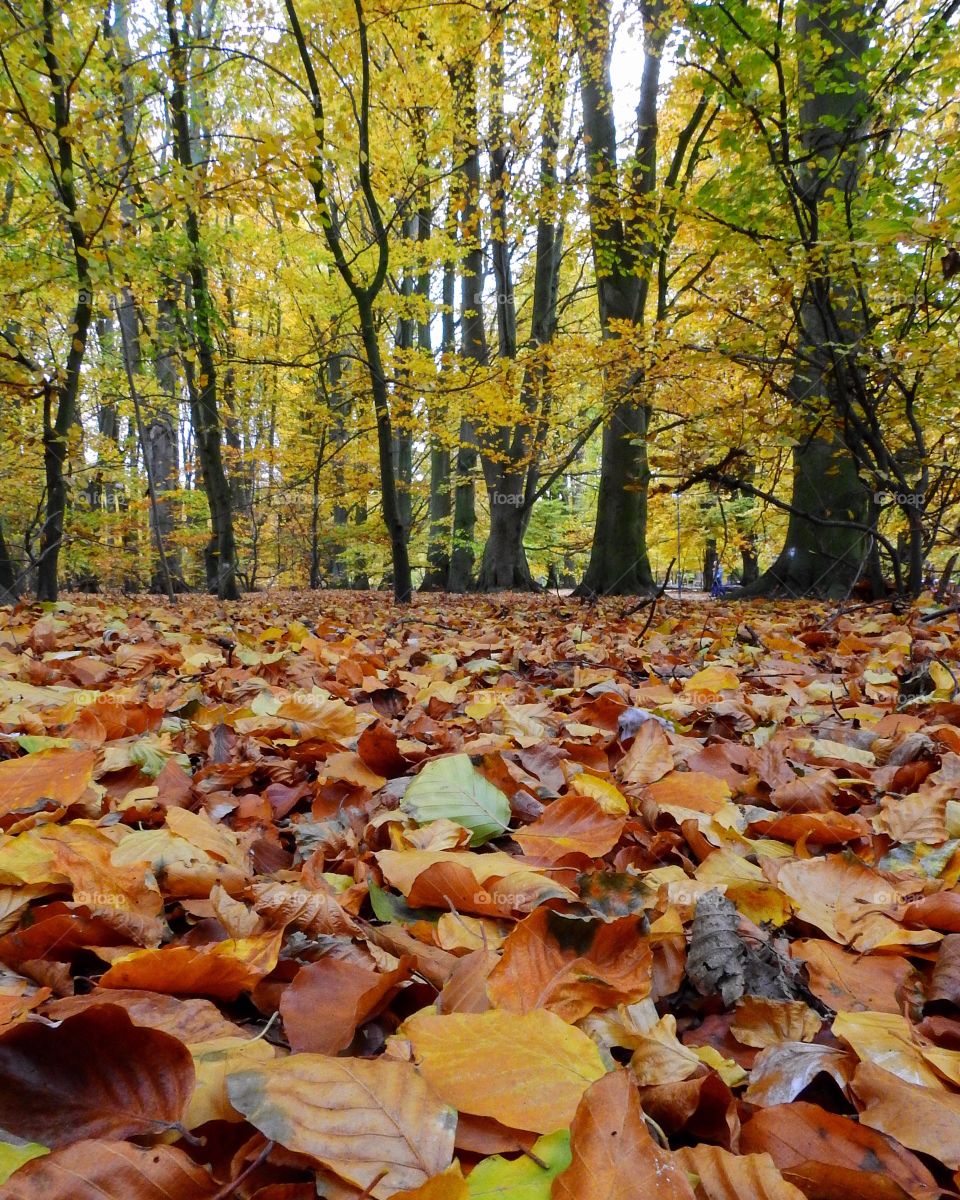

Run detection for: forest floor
[[0, 590, 960, 1197]]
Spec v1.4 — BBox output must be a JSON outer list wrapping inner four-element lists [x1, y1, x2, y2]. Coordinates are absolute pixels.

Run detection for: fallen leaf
[[403, 1008, 606, 1133], [280, 956, 410, 1054], [741, 1101, 939, 1200], [98, 932, 284, 1000], [401, 755, 511, 846], [674, 1144, 806, 1200], [486, 909, 651, 1021], [0, 1005, 194, 1147], [852, 1060, 960, 1170], [511, 794, 625, 862], [551, 1069, 696, 1199], [227, 1054, 456, 1198], [0, 1139, 215, 1199]]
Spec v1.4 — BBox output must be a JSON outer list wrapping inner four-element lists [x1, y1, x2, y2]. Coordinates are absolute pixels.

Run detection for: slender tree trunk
[[149, 294, 183, 590], [476, 15, 563, 591], [36, 0, 94, 601], [166, 0, 238, 598], [447, 60, 485, 593], [392, 212, 416, 541], [420, 186, 452, 592]]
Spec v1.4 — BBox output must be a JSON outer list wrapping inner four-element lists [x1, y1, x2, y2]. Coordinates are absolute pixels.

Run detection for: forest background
[[2, 0, 960, 604]]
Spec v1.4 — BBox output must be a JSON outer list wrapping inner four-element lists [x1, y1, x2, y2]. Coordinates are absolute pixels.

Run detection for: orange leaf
[[0, 1139, 216, 1199], [0, 748, 96, 819], [486, 909, 652, 1022], [511, 794, 625, 862], [99, 931, 283, 1000], [617, 720, 674, 786], [552, 1070, 696, 1199]]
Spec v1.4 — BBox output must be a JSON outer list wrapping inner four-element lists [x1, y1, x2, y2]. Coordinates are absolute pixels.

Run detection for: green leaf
[[467, 1130, 571, 1199], [17, 735, 77, 753], [400, 754, 511, 847], [0, 1141, 48, 1184], [368, 879, 438, 925]]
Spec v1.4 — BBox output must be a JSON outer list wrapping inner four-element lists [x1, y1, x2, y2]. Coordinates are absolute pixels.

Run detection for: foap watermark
[[874, 490, 923, 508], [491, 492, 523, 507]]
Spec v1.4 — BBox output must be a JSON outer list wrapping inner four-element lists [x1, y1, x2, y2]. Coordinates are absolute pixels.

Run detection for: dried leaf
[[227, 1054, 456, 1198], [0, 1005, 194, 1147], [403, 1008, 606, 1133]]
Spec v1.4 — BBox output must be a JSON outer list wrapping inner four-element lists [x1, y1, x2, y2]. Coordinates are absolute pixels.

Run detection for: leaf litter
[[0, 591, 960, 1196]]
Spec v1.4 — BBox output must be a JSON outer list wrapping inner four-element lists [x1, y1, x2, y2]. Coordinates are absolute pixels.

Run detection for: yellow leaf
[[402, 1008, 606, 1133]]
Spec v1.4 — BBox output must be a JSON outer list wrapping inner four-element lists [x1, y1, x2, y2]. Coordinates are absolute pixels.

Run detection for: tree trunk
[[447, 59, 485, 593], [421, 194, 452, 592], [166, 0, 238, 599], [575, 0, 661, 595], [478, 473, 535, 589], [744, 0, 873, 597], [149, 294, 183, 590], [36, 0, 95, 602]]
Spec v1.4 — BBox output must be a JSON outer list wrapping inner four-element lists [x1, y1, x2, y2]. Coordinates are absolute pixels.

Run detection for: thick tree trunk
[[745, 434, 870, 597], [746, 0, 873, 597], [575, 0, 660, 596], [579, 407, 654, 594], [477, 473, 535, 590]]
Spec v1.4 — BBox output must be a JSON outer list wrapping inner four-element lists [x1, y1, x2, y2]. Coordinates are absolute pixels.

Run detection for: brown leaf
[[551, 1069, 696, 1199], [250, 880, 363, 937], [511, 794, 625, 862], [927, 932, 960, 1007], [852, 1059, 960, 1171], [0, 1005, 195, 1147], [437, 949, 497, 1014], [227, 1054, 456, 1198], [741, 1102, 939, 1200], [902, 890, 960, 932], [674, 1145, 806, 1200], [790, 939, 913, 1013], [0, 1139, 216, 1200], [486, 909, 652, 1022], [43, 988, 245, 1042], [280, 956, 410, 1054]]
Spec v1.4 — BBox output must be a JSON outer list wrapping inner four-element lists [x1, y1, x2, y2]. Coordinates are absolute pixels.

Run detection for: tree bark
[[575, 0, 661, 595], [35, 0, 95, 601], [447, 59, 485, 593], [741, 0, 872, 597], [166, 0, 239, 598]]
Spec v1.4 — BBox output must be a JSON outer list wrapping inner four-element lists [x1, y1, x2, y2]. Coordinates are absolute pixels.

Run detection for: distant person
[[711, 563, 725, 598]]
